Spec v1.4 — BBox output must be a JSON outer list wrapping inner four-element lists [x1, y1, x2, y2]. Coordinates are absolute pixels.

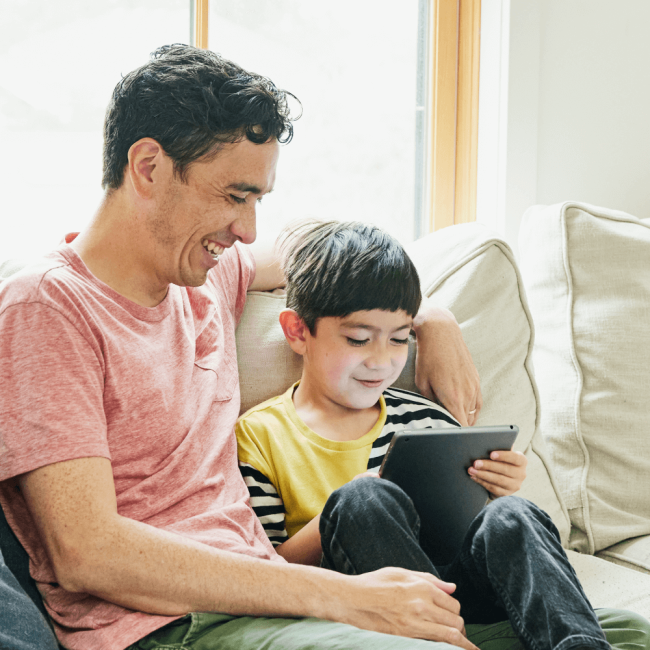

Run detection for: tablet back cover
[[380, 426, 518, 565]]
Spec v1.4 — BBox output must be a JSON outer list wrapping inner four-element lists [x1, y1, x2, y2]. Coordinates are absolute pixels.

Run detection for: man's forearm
[[58, 511, 341, 619]]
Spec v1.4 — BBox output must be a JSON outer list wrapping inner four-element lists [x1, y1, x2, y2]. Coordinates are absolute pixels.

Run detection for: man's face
[[302, 310, 412, 411], [150, 137, 279, 287]]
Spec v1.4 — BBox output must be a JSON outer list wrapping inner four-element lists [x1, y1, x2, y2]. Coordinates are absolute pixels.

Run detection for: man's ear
[[126, 138, 171, 199], [279, 309, 309, 356]]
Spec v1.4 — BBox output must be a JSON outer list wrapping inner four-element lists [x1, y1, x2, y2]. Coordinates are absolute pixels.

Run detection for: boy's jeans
[[320, 478, 610, 650]]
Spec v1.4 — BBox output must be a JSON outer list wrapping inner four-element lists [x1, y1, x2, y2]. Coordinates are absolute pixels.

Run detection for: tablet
[[379, 425, 519, 565]]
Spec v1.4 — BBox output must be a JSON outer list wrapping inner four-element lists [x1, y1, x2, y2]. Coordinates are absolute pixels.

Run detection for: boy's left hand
[[468, 450, 527, 497]]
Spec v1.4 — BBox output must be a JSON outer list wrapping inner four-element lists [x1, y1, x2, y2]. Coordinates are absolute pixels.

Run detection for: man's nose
[[230, 203, 257, 245]]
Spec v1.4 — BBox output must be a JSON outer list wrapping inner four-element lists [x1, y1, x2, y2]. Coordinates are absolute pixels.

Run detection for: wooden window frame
[[191, 0, 480, 234], [427, 0, 481, 231]]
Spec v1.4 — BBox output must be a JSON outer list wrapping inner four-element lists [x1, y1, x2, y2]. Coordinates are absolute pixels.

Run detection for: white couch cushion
[[568, 550, 650, 619], [519, 202, 650, 554], [236, 224, 571, 544], [597, 535, 650, 575]]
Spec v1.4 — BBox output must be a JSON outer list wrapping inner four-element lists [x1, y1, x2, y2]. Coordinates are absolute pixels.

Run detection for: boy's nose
[[366, 346, 392, 369]]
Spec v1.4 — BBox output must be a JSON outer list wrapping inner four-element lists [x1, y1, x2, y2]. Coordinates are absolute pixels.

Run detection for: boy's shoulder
[[382, 387, 460, 427], [237, 392, 287, 423]]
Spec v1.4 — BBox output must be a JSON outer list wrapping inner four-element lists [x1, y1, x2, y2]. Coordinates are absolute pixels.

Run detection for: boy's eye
[[231, 195, 247, 204], [391, 337, 409, 346], [346, 338, 369, 347]]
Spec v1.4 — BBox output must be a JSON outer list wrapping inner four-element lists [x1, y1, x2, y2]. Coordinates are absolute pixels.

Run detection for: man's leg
[[127, 611, 456, 650], [464, 609, 650, 650], [0, 550, 59, 650], [439, 496, 610, 650]]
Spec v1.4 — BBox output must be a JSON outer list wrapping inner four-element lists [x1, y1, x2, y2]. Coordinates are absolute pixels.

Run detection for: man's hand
[[339, 567, 479, 650], [412, 302, 482, 426], [468, 450, 528, 496]]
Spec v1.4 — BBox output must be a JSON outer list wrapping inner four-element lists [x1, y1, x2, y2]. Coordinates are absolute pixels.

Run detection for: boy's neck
[[292, 377, 382, 442]]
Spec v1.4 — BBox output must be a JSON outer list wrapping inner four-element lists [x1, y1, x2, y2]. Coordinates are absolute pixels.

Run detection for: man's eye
[[391, 338, 409, 345], [346, 338, 369, 347], [231, 195, 247, 204]]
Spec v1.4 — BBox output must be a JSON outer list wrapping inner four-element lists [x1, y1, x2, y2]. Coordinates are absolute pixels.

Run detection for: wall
[[476, 0, 650, 258]]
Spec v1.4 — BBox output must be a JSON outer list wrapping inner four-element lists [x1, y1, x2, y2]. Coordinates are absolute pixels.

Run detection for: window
[[0, 1, 479, 262], [0, 1, 189, 262]]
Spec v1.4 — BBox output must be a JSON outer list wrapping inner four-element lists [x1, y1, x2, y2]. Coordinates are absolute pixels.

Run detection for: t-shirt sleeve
[[0, 302, 110, 480], [204, 242, 256, 326], [238, 461, 288, 546], [236, 417, 288, 546]]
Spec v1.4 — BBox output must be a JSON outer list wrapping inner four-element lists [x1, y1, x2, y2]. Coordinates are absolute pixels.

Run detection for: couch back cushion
[[519, 202, 650, 553], [236, 224, 571, 544]]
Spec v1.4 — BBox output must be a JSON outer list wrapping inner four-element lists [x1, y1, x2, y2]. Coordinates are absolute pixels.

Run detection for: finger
[[489, 450, 527, 466], [415, 574, 461, 613], [469, 468, 517, 489], [470, 475, 514, 497], [423, 624, 480, 650], [471, 459, 519, 478]]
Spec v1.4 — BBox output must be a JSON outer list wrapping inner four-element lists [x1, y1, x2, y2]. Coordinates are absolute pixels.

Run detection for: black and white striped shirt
[[240, 387, 460, 546]]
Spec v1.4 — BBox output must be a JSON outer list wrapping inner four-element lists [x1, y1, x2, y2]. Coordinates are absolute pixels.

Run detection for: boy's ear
[[279, 309, 309, 356]]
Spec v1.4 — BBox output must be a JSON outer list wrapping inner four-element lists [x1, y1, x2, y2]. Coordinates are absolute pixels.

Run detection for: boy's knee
[[474, 496, 559, 542], [324, 477, 417, 523]]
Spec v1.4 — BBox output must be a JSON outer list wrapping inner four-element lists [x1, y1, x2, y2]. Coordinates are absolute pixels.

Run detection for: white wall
[[477, 0, 650, 258]]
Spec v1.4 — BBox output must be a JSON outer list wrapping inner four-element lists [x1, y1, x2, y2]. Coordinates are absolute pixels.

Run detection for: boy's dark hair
[[280, 221, 422, 333], [102, 44, 299, 190]]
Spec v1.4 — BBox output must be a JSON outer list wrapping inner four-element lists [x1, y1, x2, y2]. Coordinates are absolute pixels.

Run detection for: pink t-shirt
[[0, 239, 283, 650]]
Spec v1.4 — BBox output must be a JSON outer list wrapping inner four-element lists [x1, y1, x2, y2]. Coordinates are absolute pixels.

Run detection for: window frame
[[191, 0, 481, 236]]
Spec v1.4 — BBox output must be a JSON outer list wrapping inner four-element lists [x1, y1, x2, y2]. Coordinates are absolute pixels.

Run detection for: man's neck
[[69, 192, 169, 308], [292, 378, 381, 443]]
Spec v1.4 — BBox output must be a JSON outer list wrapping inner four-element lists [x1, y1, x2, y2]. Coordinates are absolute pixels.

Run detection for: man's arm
[[247, 236, 285, 291], [19, 456, 478, 649], [412, 299, 483, 427]]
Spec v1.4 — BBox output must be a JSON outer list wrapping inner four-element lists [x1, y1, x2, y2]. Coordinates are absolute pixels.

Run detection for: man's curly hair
[[102, 44, 299, 190]]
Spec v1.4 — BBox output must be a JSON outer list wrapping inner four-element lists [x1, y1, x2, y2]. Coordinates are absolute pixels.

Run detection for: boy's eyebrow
[[340, 321, 412, 332]]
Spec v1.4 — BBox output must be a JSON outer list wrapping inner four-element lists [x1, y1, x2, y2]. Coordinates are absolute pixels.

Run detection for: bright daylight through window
[[0, 1, 423, 262]]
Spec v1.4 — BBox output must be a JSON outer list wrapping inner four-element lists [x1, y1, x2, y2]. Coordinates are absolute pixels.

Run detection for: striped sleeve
[[239, 462, 288, 547], [367, 387, 461, 471]]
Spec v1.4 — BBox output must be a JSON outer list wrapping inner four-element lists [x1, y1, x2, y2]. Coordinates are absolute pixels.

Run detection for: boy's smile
[[298, 309, 413, 413]]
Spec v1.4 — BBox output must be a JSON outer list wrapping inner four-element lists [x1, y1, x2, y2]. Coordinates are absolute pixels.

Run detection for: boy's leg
[[439, 496, 609, 650], [320, 476, 442, 576], [126, 611, 457, 650]]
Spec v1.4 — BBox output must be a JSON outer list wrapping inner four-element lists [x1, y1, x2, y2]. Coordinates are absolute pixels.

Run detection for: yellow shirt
[[236, 382, 387, 539]]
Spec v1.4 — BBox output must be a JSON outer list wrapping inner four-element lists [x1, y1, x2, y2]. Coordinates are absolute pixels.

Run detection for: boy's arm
[[274, 515, 323, 566], [239, 461, 323, 566], [239, 462, 288, 547]]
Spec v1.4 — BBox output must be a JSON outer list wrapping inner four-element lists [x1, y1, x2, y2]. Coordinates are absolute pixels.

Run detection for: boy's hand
[[468, 450, 527, 497], [352, 471, 380, 481]]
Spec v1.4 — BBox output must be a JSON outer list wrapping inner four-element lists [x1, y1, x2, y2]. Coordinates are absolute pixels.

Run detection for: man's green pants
[[128, 607, 650, 650]]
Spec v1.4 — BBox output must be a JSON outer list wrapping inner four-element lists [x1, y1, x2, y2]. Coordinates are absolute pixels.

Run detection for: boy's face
[[303, 309, 412, 410]]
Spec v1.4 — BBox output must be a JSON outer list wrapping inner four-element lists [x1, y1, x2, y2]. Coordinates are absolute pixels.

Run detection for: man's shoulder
[[0, 251, 73, 314]]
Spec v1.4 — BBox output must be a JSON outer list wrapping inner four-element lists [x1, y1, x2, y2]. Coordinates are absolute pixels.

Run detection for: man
[[0, 45, 482, 650]]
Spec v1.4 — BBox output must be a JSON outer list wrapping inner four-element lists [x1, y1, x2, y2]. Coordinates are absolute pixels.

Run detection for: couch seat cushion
[[597, 535, 650, 575]]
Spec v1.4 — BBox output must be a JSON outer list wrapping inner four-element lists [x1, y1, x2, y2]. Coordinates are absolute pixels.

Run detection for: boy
[[237, 221, 649, 650]]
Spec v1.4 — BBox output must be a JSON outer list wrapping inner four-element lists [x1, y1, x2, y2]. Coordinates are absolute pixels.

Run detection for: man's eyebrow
[[227, 182, 274, 194]]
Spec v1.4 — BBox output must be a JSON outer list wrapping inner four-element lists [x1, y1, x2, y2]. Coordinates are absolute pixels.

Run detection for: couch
[[1, 200, 649, 639]]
